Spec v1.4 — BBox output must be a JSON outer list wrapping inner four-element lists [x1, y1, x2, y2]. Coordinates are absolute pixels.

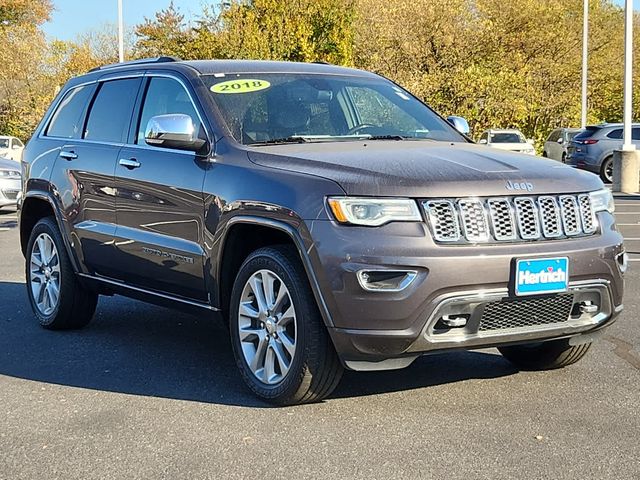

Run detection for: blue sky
[[43, 0, 640, 41]]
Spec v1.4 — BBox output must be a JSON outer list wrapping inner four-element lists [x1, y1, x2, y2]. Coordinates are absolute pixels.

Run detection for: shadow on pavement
[[0, 281, 517, 407]]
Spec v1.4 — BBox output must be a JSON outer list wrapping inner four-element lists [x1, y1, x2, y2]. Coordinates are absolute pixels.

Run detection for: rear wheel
[[26, 217, 98, 329], [498, 339, 592, 370], [229, 245, 343, 405], [600, 156, 613, 183]]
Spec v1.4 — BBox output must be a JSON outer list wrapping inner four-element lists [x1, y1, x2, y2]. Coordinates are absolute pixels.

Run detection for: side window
[[46, 85, 93, 138], [84, 78, 141, 143], [607, 129, 623, 139], [548, 130, 559, 142], [13, 138, 24, 148], [346, 86, 422, 133], [633, 128, 640, 140], [136, 77, 202, 145]]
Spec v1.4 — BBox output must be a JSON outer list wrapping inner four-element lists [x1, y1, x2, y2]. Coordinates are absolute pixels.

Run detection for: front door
[[113, 75, 208, 301]]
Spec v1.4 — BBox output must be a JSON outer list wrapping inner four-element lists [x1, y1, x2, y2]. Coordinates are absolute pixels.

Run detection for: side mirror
[[557, 137, 564, 144], [478, 138, 488, 144], [145, 114, 207, 152], [446, 116, 470, 135]]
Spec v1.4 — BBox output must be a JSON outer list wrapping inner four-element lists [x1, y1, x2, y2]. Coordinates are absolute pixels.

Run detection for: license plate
[[515, 257, 569, 296]]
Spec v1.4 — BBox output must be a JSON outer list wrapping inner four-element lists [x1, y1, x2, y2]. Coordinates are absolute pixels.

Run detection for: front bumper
[[306, 213, 625, 370]]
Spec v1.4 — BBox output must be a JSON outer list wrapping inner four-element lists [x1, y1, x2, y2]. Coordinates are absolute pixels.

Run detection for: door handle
[[119, 158, 141, 169], [59, 150, 78, 160]]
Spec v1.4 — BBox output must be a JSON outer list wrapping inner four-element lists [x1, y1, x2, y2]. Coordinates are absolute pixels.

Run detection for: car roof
[[71, 58, 380, 86]]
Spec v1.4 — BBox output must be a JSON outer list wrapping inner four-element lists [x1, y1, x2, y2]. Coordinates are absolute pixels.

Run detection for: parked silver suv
[[543, 128, 581, 162]]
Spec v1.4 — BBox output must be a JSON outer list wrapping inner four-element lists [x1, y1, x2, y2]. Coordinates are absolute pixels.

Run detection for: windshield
[[490, 132, 525, 143], [0, 139, 9, 149], [204, 73, 466, 145]]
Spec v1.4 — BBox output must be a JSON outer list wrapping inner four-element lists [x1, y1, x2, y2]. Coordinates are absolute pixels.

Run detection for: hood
[[247, 140, 602, 197], [489, 143, 533, 152]]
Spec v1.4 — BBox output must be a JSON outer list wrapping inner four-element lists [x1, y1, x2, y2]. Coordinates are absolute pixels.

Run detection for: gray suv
[[543, 128, 581, 162], [19, 58, 626, 405], [566, 123, 640, 182]]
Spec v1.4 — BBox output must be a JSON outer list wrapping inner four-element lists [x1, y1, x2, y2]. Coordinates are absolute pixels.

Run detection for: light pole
[[622, 0, 634, 151], [581, 0, 588, 129], [118, 0, 124, 63], [614, 0, 639, 193]]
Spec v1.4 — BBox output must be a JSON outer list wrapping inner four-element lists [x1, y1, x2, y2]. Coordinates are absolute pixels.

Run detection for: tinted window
[[574, 126, 600, 141], [633, 128, 640, 140], [84, 78, 141, 143], [547, 130, 560, 142], [46, 85, 93, 138], [137, 77, 202, 145], [607, 129, 623, 139]]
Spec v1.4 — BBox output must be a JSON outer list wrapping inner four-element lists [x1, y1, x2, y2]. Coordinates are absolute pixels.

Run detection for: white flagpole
[[118, 0, 124, 63], [581, 0, 588, 129], [622, 0, 634, 151]]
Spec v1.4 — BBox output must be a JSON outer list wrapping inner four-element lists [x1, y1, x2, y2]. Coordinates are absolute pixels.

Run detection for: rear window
[[573, 127, 601, 141], [490, 132, 525, 143], [84, 78, 141, 143], [46, 85, 94, 138]]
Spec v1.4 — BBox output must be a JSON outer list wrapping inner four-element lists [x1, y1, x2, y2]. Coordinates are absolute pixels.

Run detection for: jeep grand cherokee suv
[[19, 58, 625, 405]]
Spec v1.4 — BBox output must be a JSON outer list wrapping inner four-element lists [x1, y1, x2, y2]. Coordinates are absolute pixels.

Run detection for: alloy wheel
[[237, 269, 297, 385], [29, 233, 61, 316]]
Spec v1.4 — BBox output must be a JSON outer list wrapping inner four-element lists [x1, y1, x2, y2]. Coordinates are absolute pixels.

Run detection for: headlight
[[327, 197, 422, 226], [589, 188, 615, 213], [0, 169, 19, 178]]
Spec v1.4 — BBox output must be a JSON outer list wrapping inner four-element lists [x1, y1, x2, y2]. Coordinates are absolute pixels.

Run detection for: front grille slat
[[423, 193, 598, 244], [479, 294, 574, 331]]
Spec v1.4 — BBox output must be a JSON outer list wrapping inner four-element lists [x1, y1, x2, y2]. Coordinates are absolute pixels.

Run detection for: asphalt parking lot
[[0, 203, 639, 480]]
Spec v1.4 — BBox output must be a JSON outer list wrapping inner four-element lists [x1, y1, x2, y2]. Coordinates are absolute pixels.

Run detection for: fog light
[[434, 314, 470, 329], [578, 301, 599, 315], [357, 270, 417, 292]]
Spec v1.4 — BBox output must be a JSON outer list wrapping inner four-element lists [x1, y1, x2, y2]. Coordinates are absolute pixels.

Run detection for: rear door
[[45, 77, 142, 277], [112, 74, 209, 301]]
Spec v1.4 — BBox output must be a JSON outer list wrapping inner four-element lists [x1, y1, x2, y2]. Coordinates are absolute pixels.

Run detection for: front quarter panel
[[201, 145, 345, 309]]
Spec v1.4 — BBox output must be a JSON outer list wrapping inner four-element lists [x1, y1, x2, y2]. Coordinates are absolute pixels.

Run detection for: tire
[[600, 156, 613, 183], [25, 217, 98, 330], [542, 151, 547, 158], [498, 339, 592, 370], [229, 245, 343, 405], [561, 153, 567, 163]]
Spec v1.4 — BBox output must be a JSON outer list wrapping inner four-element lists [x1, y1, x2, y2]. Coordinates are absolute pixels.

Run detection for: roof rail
[[88, 56, 181, 73]]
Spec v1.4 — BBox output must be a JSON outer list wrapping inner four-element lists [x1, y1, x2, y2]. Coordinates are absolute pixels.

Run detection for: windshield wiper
[[249, 136, 310, 146], [365, 135, 407, 141]]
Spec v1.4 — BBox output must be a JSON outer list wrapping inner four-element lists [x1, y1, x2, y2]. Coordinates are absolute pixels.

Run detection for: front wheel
[[229, 245, 343, 405], [498, 339, 591, 370]]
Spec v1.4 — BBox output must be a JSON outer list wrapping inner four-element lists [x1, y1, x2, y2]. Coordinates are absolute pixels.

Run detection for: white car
[[478, 129, 536, 155], [0, 136, 25, 162], [0, 157, 21, 209]]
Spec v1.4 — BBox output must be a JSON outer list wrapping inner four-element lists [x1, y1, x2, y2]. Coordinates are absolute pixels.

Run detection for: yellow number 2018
[[210, 79, 271, 94]]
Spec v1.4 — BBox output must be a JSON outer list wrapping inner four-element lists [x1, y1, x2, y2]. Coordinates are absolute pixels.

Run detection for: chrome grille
[[424, 200, 460, 242], [423, 193, 598, 244], [559, 195, 582, 236], [479, 294, 574, 331], [578, 194, 596, 233], [458, 199, 489, 242], [487, 198, 517, 241], [513, 197, 540, 240], [538, 196, 562, 238]]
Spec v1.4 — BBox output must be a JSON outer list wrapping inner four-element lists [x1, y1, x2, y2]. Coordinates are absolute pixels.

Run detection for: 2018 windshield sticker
[[211, 79, 271, 94]]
